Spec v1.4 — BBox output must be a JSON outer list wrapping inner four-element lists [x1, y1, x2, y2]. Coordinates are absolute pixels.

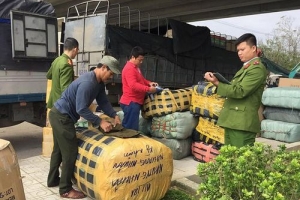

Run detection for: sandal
[[60, 189, 86, 199]]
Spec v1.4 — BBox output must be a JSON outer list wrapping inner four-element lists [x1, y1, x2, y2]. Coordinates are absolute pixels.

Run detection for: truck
[[63, 0, 243, 104], [0, 1, 58, 127]]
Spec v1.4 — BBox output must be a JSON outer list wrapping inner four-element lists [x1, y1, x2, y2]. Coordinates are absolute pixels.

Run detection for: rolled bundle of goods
[[117, 111, 152, 136], [196, 117, 225, 144], [191, 128, 223, 147], [150, 111, 197, 139], [190, 81, 225, 119], [263, 106, 300, 124], [262, 87, 300, 109], [191, 129, 222, 163], [191, 141, 220, 163], [261, 119, 300, 143], [152, 137, 192, 160], [142, 88, 192, 119], [74, 129, 173, 200]]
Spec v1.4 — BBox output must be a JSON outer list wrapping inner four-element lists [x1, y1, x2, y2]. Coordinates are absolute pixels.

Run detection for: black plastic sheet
[[0, 0, 55, 19]]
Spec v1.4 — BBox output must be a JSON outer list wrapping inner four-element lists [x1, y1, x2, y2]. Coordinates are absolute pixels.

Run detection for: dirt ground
[[0, 122, 43, 159]]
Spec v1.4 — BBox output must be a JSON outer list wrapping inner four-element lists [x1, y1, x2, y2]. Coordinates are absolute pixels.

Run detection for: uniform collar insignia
[[244, 63, 251, 69], [68, 59, 73, 66]]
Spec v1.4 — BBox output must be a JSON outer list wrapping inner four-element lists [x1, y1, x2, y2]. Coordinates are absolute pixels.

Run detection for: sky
[[189, 9, 300, 43]]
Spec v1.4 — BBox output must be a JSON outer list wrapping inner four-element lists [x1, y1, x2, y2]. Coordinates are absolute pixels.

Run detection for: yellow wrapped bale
[[142, 88, 192, 119], [196, 117, 225, 144], [75, 130, 173, 200], [190, 82, 225, 119]]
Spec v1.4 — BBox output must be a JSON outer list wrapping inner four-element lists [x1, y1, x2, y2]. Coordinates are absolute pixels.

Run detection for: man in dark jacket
[[47, 55, 121, 199]]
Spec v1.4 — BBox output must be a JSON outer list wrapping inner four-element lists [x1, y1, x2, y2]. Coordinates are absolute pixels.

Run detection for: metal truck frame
[[0, 10, 58, 127], [63, 0, 242, 104]]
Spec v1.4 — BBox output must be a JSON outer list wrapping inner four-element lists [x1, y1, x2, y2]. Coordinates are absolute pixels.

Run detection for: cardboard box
[[43, 127, 53, 142], [278, 78, 300, 88], [0, 139, 26, 200], [46, 79, 52, 103], [46, 108, 51, 127], [42, 127, 53, 157], [42, 141, 53, 158]]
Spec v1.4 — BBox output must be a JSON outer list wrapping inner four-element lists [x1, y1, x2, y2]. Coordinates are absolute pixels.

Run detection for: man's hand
[[114, 115, 121, 126], [100, 120, 112, 132], [148, 86, 157, 93], [204, 72, 219, 86], [149, 82, 158, 87]]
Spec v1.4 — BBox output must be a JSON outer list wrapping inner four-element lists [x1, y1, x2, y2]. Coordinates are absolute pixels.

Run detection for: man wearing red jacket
[[120, 46, 158, 130]]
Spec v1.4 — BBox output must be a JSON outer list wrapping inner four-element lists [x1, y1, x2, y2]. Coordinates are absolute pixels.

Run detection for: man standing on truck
[[47, 55, 121, 199], [46, 37, 79, 109], [204, 33, 267, 148], [120, 46, 158, 131]]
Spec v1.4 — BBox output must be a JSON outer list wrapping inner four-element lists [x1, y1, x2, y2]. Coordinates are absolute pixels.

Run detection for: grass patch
[[161, 187, 194, 200]]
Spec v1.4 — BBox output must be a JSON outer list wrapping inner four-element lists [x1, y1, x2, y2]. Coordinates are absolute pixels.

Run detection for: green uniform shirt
[[216, 57, 268, 133], [46, 53, 74, 109]]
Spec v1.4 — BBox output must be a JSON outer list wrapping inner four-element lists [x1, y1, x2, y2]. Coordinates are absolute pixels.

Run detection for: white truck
[[63, 0, 243, 105], [0, 3, 58, 127]]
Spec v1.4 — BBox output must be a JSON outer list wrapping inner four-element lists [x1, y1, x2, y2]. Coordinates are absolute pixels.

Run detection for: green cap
[[100, 56, 121, 74]]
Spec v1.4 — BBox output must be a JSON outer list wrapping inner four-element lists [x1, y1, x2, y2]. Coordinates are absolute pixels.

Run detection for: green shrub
[[197, 143, 300, 200]]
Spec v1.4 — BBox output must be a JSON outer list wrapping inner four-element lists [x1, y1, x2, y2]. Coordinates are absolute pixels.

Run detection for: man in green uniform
[[46, 37, 79, 109], [204, 33, 268, 147]]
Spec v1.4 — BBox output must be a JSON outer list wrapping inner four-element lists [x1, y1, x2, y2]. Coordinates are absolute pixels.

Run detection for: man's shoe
[[47, 178, 60, 187]]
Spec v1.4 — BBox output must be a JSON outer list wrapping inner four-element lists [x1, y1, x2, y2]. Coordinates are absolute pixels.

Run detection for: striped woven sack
[[196, 117, 225, 144], [190, 82, 225, 119], [191, 128, 223, 148], [74, 129, 173, 200], [142, 88, 192, 119]]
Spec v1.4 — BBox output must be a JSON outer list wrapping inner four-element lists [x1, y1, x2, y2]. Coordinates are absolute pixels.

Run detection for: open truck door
[[0, 10, 58, 128]]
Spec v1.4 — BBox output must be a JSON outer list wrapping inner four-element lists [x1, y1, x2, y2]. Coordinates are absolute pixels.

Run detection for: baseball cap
[[100, 56, 121, 74]]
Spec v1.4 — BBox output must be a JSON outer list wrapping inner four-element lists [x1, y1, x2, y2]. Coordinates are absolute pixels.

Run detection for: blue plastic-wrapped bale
[[150, 111, 197, 139], [261, 119, 300, 143], [263, 106, 300, 124], [262, 87, 300, 109], [74, 130, 173, 200], [152, 137, 192, 160]]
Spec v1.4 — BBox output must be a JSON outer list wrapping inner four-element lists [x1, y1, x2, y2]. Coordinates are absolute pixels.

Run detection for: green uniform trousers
[[224, 128, 256, 148], [47, 107, 78, 195]]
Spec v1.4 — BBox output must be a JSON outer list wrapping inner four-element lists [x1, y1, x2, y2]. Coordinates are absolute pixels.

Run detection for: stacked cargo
[[190, 81, 225, 162], [42, 80, 53, 157], [141, 88, 197, 160], [261, 86, 300, 143], [210, 31, 237, 52]]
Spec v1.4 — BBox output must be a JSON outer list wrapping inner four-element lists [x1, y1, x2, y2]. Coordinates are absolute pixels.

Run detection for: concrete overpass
[[48, 0, 300, 23]]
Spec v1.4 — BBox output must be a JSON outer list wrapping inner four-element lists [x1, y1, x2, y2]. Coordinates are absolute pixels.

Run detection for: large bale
[[262, 87, 300, 109], [263, 106, 300, 124], [261, 119, 300, 143], [196, 117, 225, 144], [150, 111, 197, 139], [142, 88, 192, 119], [0, 139, 26, 200], [152, 137, 192, 160], [190, 82, 225, 119], [74, 130, 173, 200]]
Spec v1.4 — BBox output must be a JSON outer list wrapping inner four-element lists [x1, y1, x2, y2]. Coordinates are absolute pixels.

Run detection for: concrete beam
[[50, 0, 300, 22]]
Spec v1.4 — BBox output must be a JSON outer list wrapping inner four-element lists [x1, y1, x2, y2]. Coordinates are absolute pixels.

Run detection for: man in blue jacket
[[204, 33, 267, 148], [47, 55, 121, 199]]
